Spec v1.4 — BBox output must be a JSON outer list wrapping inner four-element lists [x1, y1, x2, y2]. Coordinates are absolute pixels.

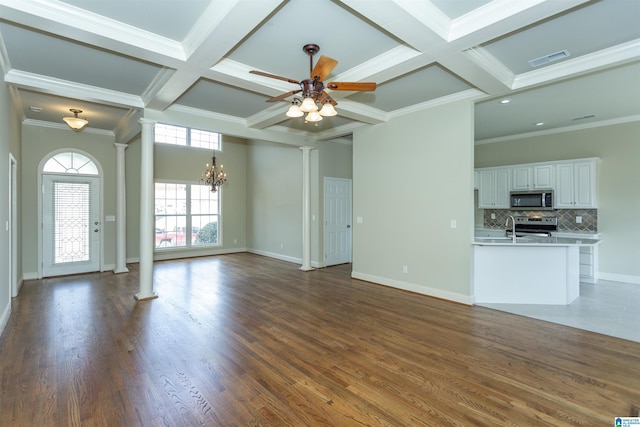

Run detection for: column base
[[113, 267, 129, 274], [299, 266, 315, 272], [134, 292, 158, 301]]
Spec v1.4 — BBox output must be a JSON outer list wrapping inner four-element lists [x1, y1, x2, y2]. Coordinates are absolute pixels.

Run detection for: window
[[154, 123, 220, 150], [43, 152, 98, 175], [155, 182, 220, 249]]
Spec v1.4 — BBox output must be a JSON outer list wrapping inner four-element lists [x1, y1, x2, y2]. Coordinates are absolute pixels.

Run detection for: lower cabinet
[[556, 232, 599, 283]]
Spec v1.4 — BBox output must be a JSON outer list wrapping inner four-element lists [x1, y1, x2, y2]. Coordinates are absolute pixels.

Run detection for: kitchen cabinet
[[555, 232, 599, 283], [555, 160, 596, 208], [512, 165, 554, 190], [478, 168, 510, 208]]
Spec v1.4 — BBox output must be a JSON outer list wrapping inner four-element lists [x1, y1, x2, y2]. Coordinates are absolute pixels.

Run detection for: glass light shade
[[299, 97, 318, 112], [286, 104, 304, 117], [63, 116, 89, 131], [305, 111, 323, 122], [319, 103, 337, 117]]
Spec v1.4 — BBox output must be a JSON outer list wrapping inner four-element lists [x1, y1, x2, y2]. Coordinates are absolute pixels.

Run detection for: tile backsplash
[[483, 209, 597, 233]]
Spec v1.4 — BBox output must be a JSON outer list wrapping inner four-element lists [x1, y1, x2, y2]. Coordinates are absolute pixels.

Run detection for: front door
[[324, 177, 352, 266], [42, 175, 100, 277]]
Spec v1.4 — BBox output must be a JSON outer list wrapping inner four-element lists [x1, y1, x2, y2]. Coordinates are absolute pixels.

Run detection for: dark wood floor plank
[[1, 253, 639, 426]]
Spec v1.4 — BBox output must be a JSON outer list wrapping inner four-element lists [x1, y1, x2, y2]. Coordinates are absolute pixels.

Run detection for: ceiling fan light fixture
[[305, 111, 323, 122], [319, 102, 337, 117], [286, 103, 304, 117], [63, 108, 88, 131], [300, 97, 318, 113]]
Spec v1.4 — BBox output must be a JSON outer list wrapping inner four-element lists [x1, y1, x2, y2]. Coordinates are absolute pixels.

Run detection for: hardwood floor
[[1, 253, 639, 426]]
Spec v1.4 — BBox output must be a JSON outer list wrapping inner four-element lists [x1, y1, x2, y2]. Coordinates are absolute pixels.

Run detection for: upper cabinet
[[476, 158, 597, 209], [511, 165, 554, 190], [478, 168, 510, 208], [555, 160, 597, 208]]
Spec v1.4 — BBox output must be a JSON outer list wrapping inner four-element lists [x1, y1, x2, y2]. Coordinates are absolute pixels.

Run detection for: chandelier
[[200, 151, 227, 192], [62, 108, 89, 131]]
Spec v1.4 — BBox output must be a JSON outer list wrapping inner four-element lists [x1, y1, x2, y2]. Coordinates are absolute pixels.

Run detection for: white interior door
[[324, 177, 352, 266], [42, 175, 100, 277]]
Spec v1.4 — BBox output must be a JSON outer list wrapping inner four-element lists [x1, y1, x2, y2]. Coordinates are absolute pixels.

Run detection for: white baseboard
[[351, 271, 474, 305], [0, 302, 10, 338], [247, 248, 301, 265], [598, 272, 640, 285]]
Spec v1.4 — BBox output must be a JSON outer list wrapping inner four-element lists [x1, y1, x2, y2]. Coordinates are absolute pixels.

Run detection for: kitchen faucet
[[505, 215, 516, 243]]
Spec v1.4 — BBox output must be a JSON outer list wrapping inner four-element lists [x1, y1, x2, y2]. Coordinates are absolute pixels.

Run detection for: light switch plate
[[105, 215, 116, 222]]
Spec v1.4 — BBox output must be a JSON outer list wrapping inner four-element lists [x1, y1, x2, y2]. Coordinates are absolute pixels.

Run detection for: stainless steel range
[[507, 216, 558, 237]]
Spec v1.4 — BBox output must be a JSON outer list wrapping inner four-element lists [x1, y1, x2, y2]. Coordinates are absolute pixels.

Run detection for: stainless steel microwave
[[510, 190, 554, 210]]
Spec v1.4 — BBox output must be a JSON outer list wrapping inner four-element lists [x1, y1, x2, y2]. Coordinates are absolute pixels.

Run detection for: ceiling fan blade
[[250, 70, 299, 84], [265, 89, 302, 103], [326, 82, 377, 91], [319, 91, 337, 106], [310, 55, 338, 81]]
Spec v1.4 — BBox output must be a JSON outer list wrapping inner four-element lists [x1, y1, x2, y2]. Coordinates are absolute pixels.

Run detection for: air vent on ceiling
[[572, 114, 596, 121], [528, 50, 570, 68]]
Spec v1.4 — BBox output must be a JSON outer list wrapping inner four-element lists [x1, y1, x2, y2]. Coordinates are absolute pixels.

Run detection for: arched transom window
[[43, 152, 98, 175]]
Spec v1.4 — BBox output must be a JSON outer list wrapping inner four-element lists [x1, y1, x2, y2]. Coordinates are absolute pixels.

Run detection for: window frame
[[154, 180, 222, 250], [153, 123, 221, 151]]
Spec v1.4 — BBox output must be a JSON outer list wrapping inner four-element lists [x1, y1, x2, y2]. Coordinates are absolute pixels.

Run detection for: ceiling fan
[[250, 44, 376, 121]]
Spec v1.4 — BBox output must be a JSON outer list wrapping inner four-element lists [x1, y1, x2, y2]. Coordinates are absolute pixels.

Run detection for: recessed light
[[499, 99, 511, 104], [29, 106, 43, 112], [535, 122, 544, 126]]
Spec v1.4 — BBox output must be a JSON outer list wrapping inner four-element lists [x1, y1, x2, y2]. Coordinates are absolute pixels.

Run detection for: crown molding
[[475, 114, 640, 145], [514, 39, 640, 89], [23, 118, 115, 136], [388, 88, 485, 119]]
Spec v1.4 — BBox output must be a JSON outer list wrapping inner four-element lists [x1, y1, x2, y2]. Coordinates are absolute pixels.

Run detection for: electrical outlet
[[491, 213, 496, 220], [402, 265, 408, 274], [450, 219, 457, 229], [233, 238, 238, 244], [280, 243, 284, 249], [576, 216, 582, 224]]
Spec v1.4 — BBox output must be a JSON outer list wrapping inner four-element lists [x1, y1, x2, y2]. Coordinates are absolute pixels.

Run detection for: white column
[[299, 146, 315, 271], [135, 119, 158, 301], [113, 143, 129, 273]]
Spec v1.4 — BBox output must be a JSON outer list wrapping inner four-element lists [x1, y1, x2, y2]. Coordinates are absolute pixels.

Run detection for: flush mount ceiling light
[[499, 99, 511, 104], [250, 44, 376, 124], [62, 109, 89, 131]]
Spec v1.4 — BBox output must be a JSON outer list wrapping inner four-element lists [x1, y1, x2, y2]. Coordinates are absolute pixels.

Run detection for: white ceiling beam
[[5, 69, 144, 108], [145, 0, 284, 111], [0, 0, 186, 66]]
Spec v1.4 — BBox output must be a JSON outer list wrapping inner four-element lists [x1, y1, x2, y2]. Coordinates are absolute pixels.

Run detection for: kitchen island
[[473, 235, 600, 305]]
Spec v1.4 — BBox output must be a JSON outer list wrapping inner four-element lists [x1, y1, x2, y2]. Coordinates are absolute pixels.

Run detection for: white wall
[[0, 81, 22, 334], [352, 100, 475, 304], [475, 121, 640, 283]]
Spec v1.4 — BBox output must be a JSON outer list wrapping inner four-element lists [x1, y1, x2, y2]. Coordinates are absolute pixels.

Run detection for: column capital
[[138, 118, 157, 126], [114, 142, 129, 150], [299, 146, 316, 152]]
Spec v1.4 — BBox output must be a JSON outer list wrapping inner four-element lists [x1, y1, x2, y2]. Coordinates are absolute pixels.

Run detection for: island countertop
[[473, 235, 601, 246]]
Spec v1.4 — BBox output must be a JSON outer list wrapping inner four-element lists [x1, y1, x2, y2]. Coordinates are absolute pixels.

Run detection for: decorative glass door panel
[[42, 175, 100, 277]]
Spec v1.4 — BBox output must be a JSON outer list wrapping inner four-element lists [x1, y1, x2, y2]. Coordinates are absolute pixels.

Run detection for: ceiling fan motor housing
[[300, 79, 324, 99]]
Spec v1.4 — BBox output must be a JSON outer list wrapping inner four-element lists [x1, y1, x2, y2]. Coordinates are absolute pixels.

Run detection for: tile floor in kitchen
[[479, 279, 640, 343]]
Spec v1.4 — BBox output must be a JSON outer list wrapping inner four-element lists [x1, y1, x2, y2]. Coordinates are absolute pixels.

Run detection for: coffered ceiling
[[0, 0, 638, 144]]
